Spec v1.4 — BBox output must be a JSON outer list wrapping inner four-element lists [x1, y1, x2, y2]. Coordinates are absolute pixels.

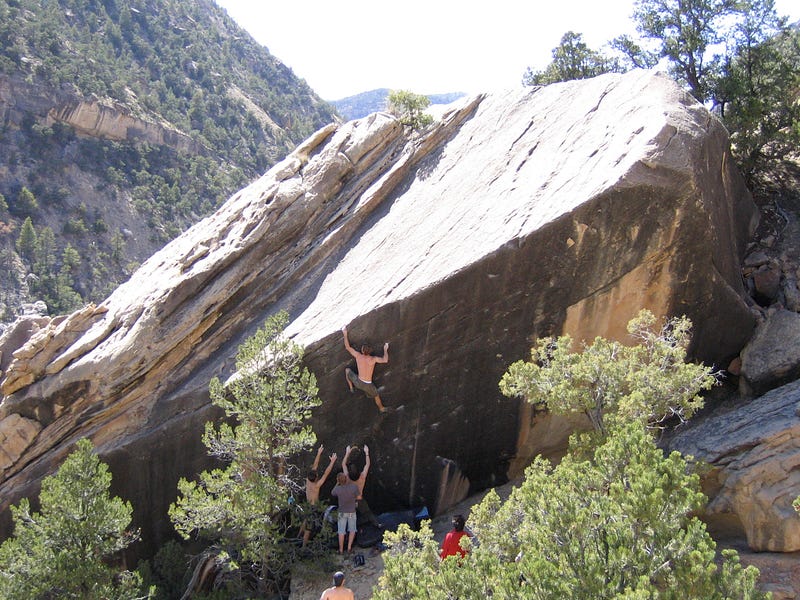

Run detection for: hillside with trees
[[0, 0, 338, 320]]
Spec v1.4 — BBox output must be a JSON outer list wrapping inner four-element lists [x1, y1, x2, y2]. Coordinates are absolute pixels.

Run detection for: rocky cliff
[[0, 69, 759, 555], [0, 74, 199, 153]]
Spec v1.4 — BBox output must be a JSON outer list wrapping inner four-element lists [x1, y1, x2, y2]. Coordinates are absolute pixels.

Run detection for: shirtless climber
[[302, 445, 337, 546], [342, 325, 389, 412]]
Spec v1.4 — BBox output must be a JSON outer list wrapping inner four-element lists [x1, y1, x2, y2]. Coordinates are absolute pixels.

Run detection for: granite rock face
[[0, 70, 758, 554]]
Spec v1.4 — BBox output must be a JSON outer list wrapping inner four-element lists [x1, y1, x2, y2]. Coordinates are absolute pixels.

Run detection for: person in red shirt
[[440, 514, 471, 560]]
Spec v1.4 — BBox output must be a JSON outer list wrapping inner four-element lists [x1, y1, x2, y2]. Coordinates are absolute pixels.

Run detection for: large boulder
[[0, 70, 757, 555], [740, 308, 800, 395], [667, 379, 800, 552]]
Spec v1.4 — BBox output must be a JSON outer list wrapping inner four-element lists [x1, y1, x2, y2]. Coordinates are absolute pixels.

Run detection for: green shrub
[[0, 439, 152, 599], [387, 90, 434, 129]]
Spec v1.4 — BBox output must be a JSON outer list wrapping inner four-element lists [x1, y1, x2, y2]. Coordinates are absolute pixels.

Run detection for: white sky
[[214, 0, 800, 101]]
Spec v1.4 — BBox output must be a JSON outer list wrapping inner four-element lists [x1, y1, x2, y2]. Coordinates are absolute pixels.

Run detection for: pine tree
[[711, 0, 799, 181], [15, 216, 37, 263], [170, 311, 323, 595], [627, 0, 736, 102], [53, 243, 84, 314], [32, 225, 57, 278], [0, 439, 149, 599], [14, 186, 38, 217], [387, 90, 434, 129], [523, 31, 621, 86], [29, 225, 58, 312], [375, 311, 761, 598]]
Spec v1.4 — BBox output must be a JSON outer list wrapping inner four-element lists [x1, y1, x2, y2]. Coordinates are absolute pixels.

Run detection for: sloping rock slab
[[667, 379, 800, 552], [0, 70, 757, 555]]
